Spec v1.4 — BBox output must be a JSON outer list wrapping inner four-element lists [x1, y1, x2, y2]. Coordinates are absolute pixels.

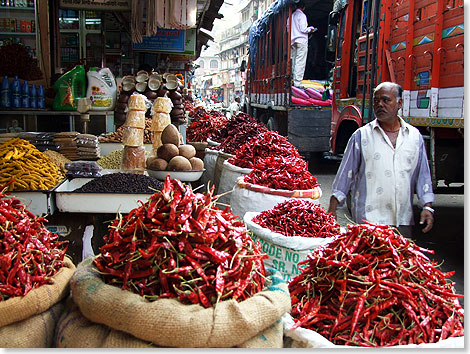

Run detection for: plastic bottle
[[30, 84, 37, 109], [21, 79, 29, 108], [53, 64, 86, 111], [0, 76, 11, 108], [86, 67, 117, 111], [37, 84, 45, 109], [11, 75, 21, 108]]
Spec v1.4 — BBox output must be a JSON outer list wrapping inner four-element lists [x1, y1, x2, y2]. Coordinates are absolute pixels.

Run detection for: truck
[[326, 0, 464, 190], [246, 0, 335, 158]]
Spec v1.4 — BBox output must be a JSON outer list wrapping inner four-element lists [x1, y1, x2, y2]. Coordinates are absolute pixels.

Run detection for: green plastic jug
[[53, 65, 86, 111]]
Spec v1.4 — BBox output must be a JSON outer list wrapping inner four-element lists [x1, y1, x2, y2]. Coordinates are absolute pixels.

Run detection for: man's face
[[373, 87, 402, 122]]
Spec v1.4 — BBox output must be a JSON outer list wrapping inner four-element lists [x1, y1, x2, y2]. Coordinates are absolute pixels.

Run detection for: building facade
[[191, 0, 275, 107]]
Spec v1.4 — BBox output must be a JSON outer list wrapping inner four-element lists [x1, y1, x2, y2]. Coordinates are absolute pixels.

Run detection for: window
[[210, 60, 218, 69], [199, 60, 205, 68], [242, 10, 249, 22]]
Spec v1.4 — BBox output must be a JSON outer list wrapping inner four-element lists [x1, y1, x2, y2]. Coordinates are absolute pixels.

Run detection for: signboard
[[133, 28, 196, 56], [59, 0, 130, 11]]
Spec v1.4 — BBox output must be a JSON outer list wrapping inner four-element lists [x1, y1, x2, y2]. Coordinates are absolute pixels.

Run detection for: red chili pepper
[[93, 177, 267, 308], [288, 222, 465, 347], [215, 265, 225, 302]]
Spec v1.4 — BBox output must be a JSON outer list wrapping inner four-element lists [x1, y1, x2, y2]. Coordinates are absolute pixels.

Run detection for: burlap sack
[[0, 301, 64, 347], [55, 298, 154, 348], [0, 258, 75, 347], [65, 257, 291, 348]]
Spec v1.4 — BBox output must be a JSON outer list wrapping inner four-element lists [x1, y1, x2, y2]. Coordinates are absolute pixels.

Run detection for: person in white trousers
[[289, 1, 317, 88]]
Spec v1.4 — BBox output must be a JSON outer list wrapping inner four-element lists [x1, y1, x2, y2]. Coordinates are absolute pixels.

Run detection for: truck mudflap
[[288, 107, 331, 153]]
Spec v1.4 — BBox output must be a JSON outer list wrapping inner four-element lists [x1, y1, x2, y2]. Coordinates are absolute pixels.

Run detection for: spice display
[[127, 93, 148, 111], [74, 173, 163, 194], [0, 138, 64, 191], [186, 107, 228, 143], [150, 112, 174, 153], [76, 133, 100, 160], [54, 132, 80, 160], [210, 113, 267, 154], [252, 199, 340, 238], [123, 110, 146, 129], [97, 149, 124, 169], [0, 181, 68, 301], [148, 124, 203, 172], [99, 118, 152, 143], [65, 161, 102, 178], [151, 97, 173, 114], [288, 222, 464, 347], [228, 131, 300, 168], [42, 150, 70, 174], [93, 176, 268, 307], [121, 145, 146, 172], [122, 126, 144, 147], [120, 95, 147, 173], [244, 155, 319, 191]]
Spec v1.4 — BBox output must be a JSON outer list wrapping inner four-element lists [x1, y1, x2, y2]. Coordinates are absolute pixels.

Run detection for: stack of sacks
[[120, 93, 147, 174], [150, 97, 172, 153], [54, 132, 80, 160], [76, 134, 100, 160]]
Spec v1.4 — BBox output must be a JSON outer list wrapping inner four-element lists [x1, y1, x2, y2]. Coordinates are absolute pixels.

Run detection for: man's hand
[[328, 196, 339, 220], [420, 209, 434, 233]]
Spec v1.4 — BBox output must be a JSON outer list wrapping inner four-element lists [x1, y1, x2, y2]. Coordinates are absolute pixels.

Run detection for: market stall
[[0, 92, 465, 348]]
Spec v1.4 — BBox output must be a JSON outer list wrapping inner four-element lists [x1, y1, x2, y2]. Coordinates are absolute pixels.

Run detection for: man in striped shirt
[[328, 82, 435, 237]]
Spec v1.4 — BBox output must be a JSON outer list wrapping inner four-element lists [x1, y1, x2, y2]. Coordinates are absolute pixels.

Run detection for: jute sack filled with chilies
[[0, 258, 75, 347], [55, 257, 291, 348]]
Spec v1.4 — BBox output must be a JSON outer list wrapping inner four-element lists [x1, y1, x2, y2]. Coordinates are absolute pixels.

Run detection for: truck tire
[[266, 116, 279, 132]]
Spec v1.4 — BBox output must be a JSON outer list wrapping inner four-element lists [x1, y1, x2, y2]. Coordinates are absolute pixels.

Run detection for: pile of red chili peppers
[[288, 222, 464, 347], [186, 107, 228, 143], [210, 114, 267, 155], [244, 155, 319, 191], [253, 199, 340, 238], [228, 131, 300, 168], [0, 181, 68, 301], [93, 176, 268, 308]]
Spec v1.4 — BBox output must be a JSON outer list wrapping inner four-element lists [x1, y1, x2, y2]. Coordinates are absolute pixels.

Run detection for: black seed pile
[[74, 173, 164, 194]]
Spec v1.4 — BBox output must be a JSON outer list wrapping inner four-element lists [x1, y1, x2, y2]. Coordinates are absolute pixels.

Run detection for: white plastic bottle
[[86, 67, 117, 111]]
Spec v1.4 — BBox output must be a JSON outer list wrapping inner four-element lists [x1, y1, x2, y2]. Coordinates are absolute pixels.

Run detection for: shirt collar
[[371, 116, 409, 133]]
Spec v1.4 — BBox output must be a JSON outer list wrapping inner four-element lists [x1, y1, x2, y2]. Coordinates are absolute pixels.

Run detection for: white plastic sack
[[201, 148, 218, 192], [282, 313, 465, 348], [213, 151, 234, 194], [244, 212, 334, 282], [230, 178, 321, 219], [216, 161, 252, 206]]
